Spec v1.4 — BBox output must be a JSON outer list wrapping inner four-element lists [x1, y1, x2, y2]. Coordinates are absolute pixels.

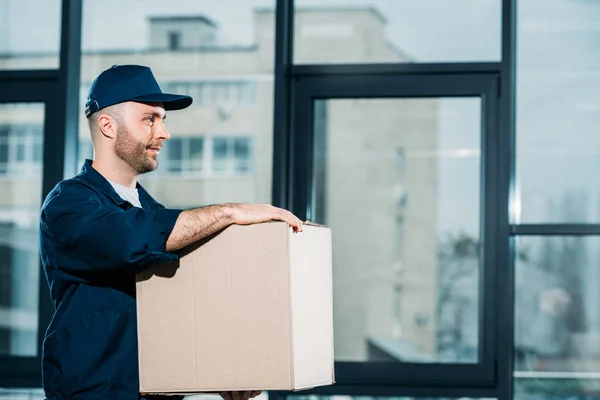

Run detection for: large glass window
[[312, 97, 482, 363], [293, 0, 501, 64], [516, 0, 600, 223], [515, 236, 600, 399], [0, 103, 45, 357], [79, 0, 275, 209], [0, 0, 61, 70]]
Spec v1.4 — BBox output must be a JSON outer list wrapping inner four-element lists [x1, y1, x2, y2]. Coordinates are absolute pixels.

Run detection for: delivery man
[[39, 64, 303, 400]]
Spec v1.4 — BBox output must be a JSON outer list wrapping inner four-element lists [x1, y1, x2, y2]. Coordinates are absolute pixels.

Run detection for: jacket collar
[[78, 159, 154, 208]]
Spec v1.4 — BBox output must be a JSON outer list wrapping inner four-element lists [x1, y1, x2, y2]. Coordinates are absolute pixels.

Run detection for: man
[[39, 64, 303, 400]]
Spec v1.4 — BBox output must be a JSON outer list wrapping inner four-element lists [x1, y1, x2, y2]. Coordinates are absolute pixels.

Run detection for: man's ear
[[97, 114, 117, 139]]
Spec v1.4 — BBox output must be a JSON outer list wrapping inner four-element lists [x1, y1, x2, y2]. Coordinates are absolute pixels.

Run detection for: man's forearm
[[165, 204, 237, 252]]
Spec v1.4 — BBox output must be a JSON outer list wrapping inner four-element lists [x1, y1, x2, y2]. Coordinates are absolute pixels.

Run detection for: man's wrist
[[220, 204, 237, 225]]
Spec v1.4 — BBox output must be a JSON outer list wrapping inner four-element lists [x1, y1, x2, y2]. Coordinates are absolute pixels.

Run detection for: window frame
[[0, 0, 82, 387], [286, 73, 499, 393], [271, 0, 516, 398]]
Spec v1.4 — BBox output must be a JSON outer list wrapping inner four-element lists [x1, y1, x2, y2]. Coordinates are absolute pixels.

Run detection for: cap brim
[[130, 93, 193, 111]]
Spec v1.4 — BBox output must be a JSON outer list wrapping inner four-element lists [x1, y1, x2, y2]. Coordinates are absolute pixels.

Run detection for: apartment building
[[0, 7, 443, 363]]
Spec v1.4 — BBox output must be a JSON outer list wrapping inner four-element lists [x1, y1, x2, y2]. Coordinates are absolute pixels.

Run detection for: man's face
[[114, 101, 169, 175]]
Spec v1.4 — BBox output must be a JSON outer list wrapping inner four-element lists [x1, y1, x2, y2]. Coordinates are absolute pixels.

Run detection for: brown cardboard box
[[136, 221, 335, 395]]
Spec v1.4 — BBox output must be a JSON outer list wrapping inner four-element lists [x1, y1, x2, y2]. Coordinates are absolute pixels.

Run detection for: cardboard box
[[136, 221, 335, 395]]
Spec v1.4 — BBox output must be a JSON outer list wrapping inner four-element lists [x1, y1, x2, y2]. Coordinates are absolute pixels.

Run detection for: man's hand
[[230, 204, 303, 232], [166, 203, 303, 252], [219, 391, 262, 400]]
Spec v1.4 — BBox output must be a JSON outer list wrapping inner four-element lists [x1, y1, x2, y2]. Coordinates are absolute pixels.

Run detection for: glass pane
[[80, 0, 274, 207], [293, 0, 501, 64], [0, 0, 61, 69], [515, 236, 600, 399], [516, 0, 600, 223], [234, 137, 252, 173], [212, 137, 229, 172], [313, 98, 481, 363], [189, 137, 205, 171], [0, 103, 45, 356], [77, 139, 93, 167], [166, 138, 183, 173], [0, 143, 7, 173], [0, 389, 45, 399]]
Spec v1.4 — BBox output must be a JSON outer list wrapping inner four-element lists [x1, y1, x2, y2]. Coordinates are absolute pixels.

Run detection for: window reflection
[[313, 98, 481, 363], [0, 104, 45, 357]]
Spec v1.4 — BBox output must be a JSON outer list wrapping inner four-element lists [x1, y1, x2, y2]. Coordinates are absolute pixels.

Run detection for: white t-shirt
[[108, 180, 142, 208]]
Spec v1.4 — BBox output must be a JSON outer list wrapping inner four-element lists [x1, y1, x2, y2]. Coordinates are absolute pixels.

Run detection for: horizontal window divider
[[291, 62, 502, 77], [0, 70, 59, 82], [511, 224, 600, 236], [271, 382, 498, 398]]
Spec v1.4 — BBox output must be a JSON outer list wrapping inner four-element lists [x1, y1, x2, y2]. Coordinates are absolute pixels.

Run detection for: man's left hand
[[219, 391, 262, 400]]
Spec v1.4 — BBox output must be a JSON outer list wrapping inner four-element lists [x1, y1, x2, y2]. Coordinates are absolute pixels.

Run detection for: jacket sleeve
[[41, 184, 183, 277]]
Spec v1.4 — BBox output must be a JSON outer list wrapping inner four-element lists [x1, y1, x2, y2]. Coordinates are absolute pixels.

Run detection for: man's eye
[[146, 117, 154, 126]]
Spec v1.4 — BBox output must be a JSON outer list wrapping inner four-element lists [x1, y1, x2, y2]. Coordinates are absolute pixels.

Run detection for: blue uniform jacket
[[39, 160, 184, 400]]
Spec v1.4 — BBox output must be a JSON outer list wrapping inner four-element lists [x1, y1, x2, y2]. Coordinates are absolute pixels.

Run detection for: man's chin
[[138, 160, 159, 174]]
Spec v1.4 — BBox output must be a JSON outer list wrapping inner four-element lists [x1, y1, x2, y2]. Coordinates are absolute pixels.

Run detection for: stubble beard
[[114, 125, 158, 175]]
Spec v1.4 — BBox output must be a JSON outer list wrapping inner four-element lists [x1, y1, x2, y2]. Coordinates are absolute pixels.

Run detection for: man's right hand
[[229, 204, 303, 232]]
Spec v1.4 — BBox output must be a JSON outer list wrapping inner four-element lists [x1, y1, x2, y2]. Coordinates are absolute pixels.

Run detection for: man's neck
[[91, 156, 138, 188]]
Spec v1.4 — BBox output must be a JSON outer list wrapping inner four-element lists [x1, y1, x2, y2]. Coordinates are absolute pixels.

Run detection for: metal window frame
[[0, 0, 82, 388], [271, 0, 517, 399], [286, 72, 499, 396]]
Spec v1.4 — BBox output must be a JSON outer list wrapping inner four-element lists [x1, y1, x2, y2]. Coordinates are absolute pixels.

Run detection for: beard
[[114, 125, 159, 175]]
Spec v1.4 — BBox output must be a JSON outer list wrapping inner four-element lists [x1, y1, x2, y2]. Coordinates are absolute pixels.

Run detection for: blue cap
[[84, 64, 193, 117]]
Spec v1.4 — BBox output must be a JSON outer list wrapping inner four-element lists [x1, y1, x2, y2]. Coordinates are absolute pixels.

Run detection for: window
[[233, 137, 252, 172], [77, 139, 94, 167], [212, 137, 228, 172], [189, 137, 205, 171], [0, 0, 62, 70], [0, 127, 9, 173], [0, 103, 45, 357], [516, 0, 600, 223], [163, 137, 204, 174], [515, 236, 600, 399], [147, 136, 253, 177], [0, 244, 12, 307], [312, 98, 481, 364], [293, 0, 501, 64], [166, 138, 185, 173], [168, 31, 181, 50], [0, 123, 43, 177], [211, 137, 253, 175], [161, 81, 259, 106]]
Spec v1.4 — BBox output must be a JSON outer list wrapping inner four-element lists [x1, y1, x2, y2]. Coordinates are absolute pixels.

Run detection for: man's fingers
[[235, 390, 252, 400], [219, 390, 261, 400], [286, 210, 303, 232], [274, 209, 302, 232]]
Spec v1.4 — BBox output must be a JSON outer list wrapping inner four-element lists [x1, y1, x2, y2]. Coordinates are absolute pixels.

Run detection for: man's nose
[[156, 122, 171, 140]]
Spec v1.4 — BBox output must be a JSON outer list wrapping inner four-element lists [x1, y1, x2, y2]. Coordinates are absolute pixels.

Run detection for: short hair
[[87, 102, 127, 139]]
